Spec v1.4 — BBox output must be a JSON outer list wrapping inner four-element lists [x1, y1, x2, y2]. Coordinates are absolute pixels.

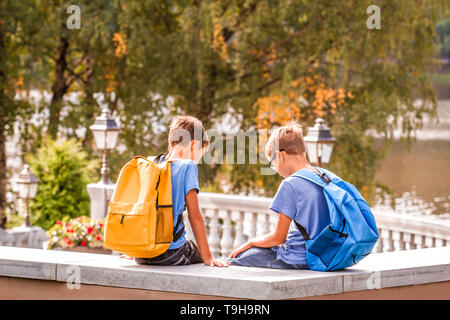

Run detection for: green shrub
[[25, 136, 100, 230]]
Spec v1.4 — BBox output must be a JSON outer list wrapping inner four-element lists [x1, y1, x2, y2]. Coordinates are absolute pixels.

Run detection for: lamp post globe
[[303, 118, 336, 167]]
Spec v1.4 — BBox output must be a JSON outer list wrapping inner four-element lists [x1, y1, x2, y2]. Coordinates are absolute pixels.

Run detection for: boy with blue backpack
[[228, 122, 378, 271]]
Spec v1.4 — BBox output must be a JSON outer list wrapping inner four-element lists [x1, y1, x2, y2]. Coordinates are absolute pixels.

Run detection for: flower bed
[[45, 216, 111, 254]]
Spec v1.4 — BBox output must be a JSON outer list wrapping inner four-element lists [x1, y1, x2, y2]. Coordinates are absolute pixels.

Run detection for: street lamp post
[[14, 164, 39, 227], [303, 118, 336, 167], [87, 106, 120, 220], [89, 106, 120, 184], [1, 164, 48, 249]]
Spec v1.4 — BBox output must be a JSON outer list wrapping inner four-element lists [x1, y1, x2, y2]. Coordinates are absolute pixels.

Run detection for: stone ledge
[[0, 246, 449, 299]]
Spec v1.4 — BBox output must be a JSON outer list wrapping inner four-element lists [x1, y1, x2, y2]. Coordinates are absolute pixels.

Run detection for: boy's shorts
[[134, 240, 203, 266]]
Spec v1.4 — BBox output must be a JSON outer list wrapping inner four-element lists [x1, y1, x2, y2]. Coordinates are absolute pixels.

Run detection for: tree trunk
[[0, 16, 7, 228], [81, 55, 95, 149], [47, 35, 70, 140], [0, 101, 7, 229]]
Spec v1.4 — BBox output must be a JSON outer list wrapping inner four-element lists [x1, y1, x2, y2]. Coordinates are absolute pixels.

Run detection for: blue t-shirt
[[270, 170, 330, 265], [161, 159, 199, 249]]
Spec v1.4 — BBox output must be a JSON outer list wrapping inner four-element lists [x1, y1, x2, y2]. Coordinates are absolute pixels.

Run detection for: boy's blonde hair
[[265, 121, 305, 159], [168, 115, 210, 148]]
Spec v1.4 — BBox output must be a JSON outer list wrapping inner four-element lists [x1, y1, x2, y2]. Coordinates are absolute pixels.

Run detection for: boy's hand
[[229, 213, 291, 259], [229, 241, 253, 259], [203, 256, 231, 267]]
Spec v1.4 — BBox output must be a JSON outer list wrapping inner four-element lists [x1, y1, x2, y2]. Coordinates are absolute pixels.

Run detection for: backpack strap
[[172, 213, 185, 242], [291, 167, 333, 241], [154, 153, 166, 163], [292, 167, 332, 187], [154, 152, 187, 242], [294, 221, 311, 240]]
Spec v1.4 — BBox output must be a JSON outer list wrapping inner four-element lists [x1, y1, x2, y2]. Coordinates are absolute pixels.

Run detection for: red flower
[[67, 240, 72, 245], [96, 235, 101, 241], [81, 241, 86, 246], [56, 220, 62, 225], [99, 223, 103, 228], [87, 227, 93, 234]]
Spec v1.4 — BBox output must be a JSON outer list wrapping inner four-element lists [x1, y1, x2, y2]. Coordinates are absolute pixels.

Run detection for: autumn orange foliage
[[255, 72, 353, 129], [113, 33, 127, 57]]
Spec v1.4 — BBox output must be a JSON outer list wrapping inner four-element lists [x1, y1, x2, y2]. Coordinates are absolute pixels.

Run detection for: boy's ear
[[191, 140, 202, 150], [279, 150, 285, 162]]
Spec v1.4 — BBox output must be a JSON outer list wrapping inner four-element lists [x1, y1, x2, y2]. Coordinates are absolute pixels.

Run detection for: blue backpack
[[292, 167, 379, 271]]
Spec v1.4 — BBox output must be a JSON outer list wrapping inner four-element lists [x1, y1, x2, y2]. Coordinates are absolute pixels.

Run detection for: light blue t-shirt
[[270, 170, 330, 265], [161, 159, 199, 249]]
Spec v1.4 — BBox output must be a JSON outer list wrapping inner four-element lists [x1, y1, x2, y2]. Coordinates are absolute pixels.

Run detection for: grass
[[430, 72, 450, 83]]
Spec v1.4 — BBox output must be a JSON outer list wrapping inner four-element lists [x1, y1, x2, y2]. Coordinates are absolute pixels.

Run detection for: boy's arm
[[185, 189, 230, 267], [229, 212, 291, 258]]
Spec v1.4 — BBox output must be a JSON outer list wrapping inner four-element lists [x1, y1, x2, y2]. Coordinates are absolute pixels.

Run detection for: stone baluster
[[249, 212, 258, 239], [386, 229, 395, 252], [374, 239, 382, 253], [391, 230, 398, 251], [256, 213, 265, 237], [398, 231, 406, 251], [260, 213, 270, 235], [375, 228, 384, 253], [408, 233, 417, 250], [220, 210, 234, 258], [430, 237, 436, 248], [183, 210, 194, 241], [233, 211, 246, 249], [419, 235, 427, 249], [207, 208, 221, 257]]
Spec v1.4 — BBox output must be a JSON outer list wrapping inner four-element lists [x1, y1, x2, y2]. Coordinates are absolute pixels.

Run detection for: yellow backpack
[[104, 154, 183, 258]]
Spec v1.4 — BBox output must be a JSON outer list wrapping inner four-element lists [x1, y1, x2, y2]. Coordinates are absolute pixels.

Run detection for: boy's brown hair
[[168, 115, 210, 148], [265, 121, 306, 158]]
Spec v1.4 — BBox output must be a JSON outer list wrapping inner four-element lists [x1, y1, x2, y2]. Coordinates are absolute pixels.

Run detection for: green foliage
[[5, 213, 24, 229], [3, 0, 449, 211], [25, 136, 100, 230]]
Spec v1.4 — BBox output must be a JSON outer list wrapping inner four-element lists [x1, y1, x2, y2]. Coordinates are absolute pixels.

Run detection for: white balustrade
[[233, 211, 246, 249], [0, 226, 48, 249], [220, 210, 233, 257], [249, 212, 258, 239], [176, 192, 450, 258], [206, 208, 221, 257], [182, 209, 194, 241], [386, 230, 395, 252]]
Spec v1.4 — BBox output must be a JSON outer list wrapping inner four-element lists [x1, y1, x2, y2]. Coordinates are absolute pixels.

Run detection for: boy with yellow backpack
[[104, 115, 229, 267]]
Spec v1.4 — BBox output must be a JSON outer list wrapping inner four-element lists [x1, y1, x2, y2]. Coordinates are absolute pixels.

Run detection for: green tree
[[25, 136, 99, 230], [158, 0, 446, 202], [5, 0, 449, 215], [0, 0, 39, 228]]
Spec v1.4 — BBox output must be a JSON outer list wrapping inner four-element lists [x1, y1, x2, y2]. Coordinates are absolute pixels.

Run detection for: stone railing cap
[[1, 246, 450, 299]]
